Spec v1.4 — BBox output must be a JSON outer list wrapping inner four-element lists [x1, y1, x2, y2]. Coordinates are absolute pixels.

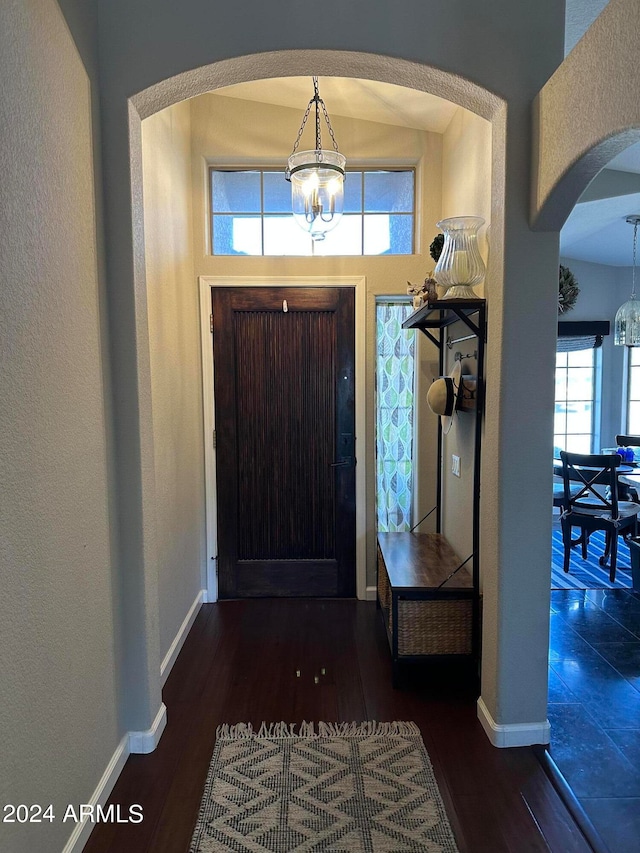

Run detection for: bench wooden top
[[377, 532, 472, 590]]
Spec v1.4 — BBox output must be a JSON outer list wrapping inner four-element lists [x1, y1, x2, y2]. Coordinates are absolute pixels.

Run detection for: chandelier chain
[[288, 76, 340, 158], [633, 219, 638, 299], [319, 93, 340, 153], [315, 77, 322, 152]]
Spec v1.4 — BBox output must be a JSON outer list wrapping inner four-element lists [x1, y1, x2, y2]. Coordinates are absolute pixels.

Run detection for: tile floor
[[549, 587, 640, 852]]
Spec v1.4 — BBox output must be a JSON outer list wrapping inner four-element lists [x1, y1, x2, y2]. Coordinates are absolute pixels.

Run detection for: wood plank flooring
[[83, 600, 591, 853]]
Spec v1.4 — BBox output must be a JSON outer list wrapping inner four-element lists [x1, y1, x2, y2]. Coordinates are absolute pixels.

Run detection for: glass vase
[[433, 216, 486, 299]]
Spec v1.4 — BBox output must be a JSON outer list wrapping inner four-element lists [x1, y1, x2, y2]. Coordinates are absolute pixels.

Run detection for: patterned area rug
[[551, 529, 633, 589], [189, 721, 459, 853]]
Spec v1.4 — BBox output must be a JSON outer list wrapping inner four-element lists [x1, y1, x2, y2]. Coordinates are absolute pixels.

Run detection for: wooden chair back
[[616, 434, 640, 447], [559, 451, 622, 519]]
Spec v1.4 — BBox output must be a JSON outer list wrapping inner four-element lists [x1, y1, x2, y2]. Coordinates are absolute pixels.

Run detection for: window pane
[[314, 215, 362, 256], [629, 401, 640, 433], [376, 301, 415, 532], [554, 405, 567, 435], [390, 215, 413, 253], [263, 216, 312, 256], [567, 348, 593, 367], [631, 348, 640, 366], [363, 215, 391, 255], [566, 367, 594, 400], [263, 172, 291, 213], [567, 434, 592, 454], [629, 366, 640, 401], [556, 351, 568, 368], [364, 171, 413, 212], [566, 401, 592, 433], [343, 172, 362, 213], [553, 436, 566, 455], [212, 215, 262, 255], [555, 371, 567, 398], [363, 214, 413, 255], [211, 171, 260, 213]]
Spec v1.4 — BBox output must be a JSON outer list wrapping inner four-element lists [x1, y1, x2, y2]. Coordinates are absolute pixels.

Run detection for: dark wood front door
[[212, 287, 356, 598]]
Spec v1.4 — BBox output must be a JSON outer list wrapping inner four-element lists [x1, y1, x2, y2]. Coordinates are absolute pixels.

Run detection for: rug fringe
[[215, 721, 419, 740]]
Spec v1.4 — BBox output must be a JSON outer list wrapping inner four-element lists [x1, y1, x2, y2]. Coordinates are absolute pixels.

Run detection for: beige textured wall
[[532, 0, 640, 230], [0, 2, 120, 851], [142, 103, 205, 659], [441, 109, 492, 566]]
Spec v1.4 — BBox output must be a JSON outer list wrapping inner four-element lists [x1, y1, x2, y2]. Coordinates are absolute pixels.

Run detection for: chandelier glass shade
[[286, 78, 346, 241], [615, 215, 640, 347]]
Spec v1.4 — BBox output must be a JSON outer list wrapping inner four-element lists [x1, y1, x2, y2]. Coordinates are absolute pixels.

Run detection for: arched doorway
[[108, 44, 558, 752]]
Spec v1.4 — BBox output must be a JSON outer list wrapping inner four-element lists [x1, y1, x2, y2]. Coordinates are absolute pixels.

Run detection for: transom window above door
[[209, 168, 415, 256]]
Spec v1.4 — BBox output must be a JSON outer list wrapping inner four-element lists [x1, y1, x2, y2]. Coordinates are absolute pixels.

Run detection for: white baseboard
[[161, 589, 205, 685], [365, 585, 377, 601], [63, 600, 197, 853], [129, 703, 167, 754], [61, 734, 129, 853], [477, 697, 550, 747]]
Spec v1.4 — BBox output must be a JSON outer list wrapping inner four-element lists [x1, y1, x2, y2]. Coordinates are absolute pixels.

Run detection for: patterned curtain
[[375, 302, 416, 531]]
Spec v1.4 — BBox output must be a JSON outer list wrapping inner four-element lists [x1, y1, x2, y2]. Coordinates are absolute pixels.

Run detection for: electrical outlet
[[452, 454, 461, 477]]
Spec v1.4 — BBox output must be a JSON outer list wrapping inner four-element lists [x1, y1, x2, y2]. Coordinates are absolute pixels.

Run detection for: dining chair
[[615, 434, 640, 449], [559, 450, 640, 582]]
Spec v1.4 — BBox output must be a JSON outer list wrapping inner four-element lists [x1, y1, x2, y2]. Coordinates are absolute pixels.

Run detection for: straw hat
[[427, 361, 462, 434]]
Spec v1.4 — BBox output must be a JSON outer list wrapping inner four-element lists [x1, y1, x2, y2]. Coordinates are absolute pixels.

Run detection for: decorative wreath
[[558, 264, 580, 314]]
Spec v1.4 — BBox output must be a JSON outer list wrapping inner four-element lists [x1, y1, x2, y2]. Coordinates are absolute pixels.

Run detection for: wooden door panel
[[235, 561, 338, 597], [234, 310, 336, 560], [212, 287, 355, 598]]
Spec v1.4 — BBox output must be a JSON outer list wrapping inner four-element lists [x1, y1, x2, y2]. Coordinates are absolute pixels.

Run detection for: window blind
[[557, 320, 610, 352]]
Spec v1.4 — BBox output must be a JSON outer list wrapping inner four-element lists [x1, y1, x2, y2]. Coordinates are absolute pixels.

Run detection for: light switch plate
[[452, 454, 461, 477]]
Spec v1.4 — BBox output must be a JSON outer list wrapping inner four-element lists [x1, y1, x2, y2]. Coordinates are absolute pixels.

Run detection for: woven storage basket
[[397, 598, 472, 655]]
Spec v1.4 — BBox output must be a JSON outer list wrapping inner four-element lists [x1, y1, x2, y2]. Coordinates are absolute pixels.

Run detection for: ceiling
[[214, 77, 458, 134], [561, 147, 640, 267], [216, 8, 640, 269]]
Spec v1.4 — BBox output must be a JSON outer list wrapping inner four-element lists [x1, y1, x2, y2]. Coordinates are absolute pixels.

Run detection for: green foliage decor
[[558, 264, 580, 314], [430, 234, 444, 263]]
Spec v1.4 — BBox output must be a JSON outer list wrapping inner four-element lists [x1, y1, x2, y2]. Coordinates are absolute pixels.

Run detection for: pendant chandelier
[[285, 77, 346, 241], [615, 215, 640, 347]]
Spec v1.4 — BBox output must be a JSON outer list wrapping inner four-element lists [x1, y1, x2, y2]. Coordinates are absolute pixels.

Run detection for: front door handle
[[330, 459, 350, 467]]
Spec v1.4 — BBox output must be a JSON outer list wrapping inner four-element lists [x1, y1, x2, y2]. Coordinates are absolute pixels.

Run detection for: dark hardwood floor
[[83, 600, 591, 853]]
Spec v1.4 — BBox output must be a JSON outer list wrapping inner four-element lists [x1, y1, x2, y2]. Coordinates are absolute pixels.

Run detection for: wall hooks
[[454, 349, 478, 362]]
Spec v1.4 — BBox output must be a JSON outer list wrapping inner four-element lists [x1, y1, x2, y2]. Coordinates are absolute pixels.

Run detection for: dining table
[[552, 459, 635, 479]]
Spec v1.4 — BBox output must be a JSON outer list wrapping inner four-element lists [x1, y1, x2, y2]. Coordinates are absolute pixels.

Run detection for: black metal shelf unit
[[402, 298, 487, 665]]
